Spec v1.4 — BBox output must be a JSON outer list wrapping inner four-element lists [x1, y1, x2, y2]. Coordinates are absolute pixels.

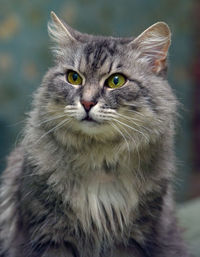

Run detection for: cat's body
[[0, 12, 190, 257]]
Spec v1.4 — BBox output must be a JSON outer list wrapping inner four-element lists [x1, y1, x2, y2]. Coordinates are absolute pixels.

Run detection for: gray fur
[[0, 13, 191, 257]]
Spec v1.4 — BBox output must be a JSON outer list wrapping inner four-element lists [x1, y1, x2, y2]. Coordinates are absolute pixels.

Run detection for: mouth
[[78, 114, 110, 135], [83, 115, 93, 122], [82, 114, 98, 123]]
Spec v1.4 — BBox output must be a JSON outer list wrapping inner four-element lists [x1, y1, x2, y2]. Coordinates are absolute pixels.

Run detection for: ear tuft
[[132, 22, 171, 74]]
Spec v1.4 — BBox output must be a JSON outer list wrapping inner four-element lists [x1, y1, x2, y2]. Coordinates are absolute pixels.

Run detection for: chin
[[70, 119, 117, 141], [54, 118, 118, 147], [78, 120, 109, 136]]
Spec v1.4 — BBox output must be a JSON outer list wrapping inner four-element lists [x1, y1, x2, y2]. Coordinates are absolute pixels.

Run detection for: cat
[[0, 11, 191, 257]]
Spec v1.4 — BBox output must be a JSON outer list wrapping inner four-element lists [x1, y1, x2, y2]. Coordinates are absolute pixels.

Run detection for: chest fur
[[37, 141, 140, 242], [70, 170, 138, 239]]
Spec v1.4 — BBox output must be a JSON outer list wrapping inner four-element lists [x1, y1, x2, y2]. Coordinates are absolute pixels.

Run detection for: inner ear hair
[[48, 11, 76, 44], [132, 22, 171, 74]]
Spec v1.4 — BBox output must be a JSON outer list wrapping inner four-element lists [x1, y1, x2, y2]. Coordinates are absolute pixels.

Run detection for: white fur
[[69, 170, 138, 240]]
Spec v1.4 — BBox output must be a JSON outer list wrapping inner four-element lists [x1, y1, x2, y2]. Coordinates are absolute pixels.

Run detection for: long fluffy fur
[[0, 15, 191, 257]]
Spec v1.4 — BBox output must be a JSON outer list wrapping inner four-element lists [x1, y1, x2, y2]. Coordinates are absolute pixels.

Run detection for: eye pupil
[[72, 73, 78, 81], [113, 76, 119, 85]]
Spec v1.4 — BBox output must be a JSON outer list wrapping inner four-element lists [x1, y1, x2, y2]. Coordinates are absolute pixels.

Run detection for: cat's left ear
[[131, 22, 171, 74]]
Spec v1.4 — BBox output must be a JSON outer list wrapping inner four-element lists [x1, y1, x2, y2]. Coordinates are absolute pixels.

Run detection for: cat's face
[[37, 12, 176, 146]]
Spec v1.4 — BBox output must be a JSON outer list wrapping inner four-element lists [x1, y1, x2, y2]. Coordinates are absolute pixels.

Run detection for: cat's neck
[[24, 113, 174, 188]]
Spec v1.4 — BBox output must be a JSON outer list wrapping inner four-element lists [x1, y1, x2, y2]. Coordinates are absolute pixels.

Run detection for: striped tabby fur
[[0, 12, 191, 257]]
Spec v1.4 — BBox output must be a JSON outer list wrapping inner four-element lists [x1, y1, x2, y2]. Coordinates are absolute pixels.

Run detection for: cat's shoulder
[[2, 146, 25, 180]]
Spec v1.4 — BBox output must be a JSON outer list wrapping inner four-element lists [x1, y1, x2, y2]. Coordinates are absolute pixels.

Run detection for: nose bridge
[[81, 83, 100, 102]]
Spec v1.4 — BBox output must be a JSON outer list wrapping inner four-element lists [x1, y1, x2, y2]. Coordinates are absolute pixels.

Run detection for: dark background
[[0, 0, 199, 203]]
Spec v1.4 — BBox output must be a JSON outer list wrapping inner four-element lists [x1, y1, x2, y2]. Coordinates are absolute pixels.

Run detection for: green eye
[[106, 73, 126, 88], [67, 71, 82, 85]]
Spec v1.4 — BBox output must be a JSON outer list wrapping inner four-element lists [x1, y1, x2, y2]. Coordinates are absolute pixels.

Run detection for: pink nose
[[81, 100, 96, 111]]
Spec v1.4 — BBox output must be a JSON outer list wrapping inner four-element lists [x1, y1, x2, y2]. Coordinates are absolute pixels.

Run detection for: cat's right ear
[[48, 11, 76, 47]]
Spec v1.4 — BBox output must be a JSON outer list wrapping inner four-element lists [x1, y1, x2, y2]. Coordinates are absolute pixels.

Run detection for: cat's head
[[35, 12, 176, 147]]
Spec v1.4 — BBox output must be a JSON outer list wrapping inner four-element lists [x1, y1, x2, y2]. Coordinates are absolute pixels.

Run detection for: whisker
[[34, 118, 70, 145], [110, 122, 130, 161], [38, 106, 65, 111], [64, 105, 78, 111], [124, 107, 145, 117], [112, 118, 149, 142], [64, 109, 77, 111], [64, 111, 78, 115], [117, 113, 142, 123], [113, 122, 144, 183], [34, 114, 67, 127], [98, 113, 118, 119], [115, 113, 151, 132], [8, 119, 27, 127], [14, 130, 24, 148]]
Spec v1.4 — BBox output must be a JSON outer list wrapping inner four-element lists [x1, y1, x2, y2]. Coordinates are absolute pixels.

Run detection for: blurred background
[[0, 0, 199, 255]]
